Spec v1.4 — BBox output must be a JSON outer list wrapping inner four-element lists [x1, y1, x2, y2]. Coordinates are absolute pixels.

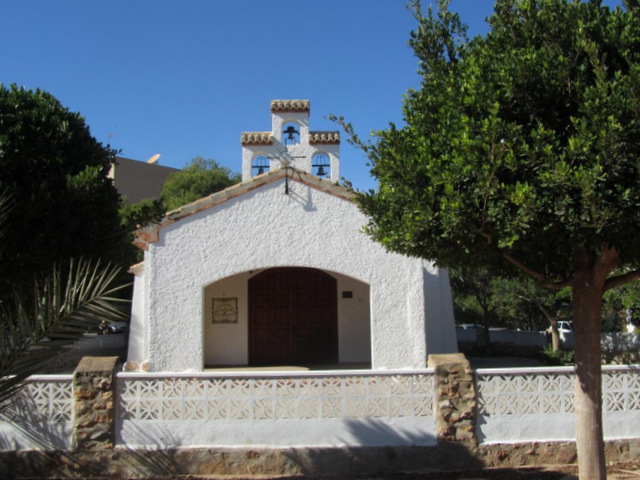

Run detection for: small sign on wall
[[212, 297, 238, 324]]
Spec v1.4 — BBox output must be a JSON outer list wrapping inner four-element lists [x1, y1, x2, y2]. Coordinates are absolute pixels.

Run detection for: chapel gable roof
[[134, 166, 355, 250]]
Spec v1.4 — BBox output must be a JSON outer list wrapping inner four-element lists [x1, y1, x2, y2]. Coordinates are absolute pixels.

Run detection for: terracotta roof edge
[[309, 131, 340, 144], [240, 131, 273, 145], [270, 99, 310, 112]]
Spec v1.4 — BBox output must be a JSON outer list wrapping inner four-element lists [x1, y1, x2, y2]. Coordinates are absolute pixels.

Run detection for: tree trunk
[[480, 311, 492, 355], [549, 317, 561, 352], [571, 247, 616, 480], [535, 302, 561, 351]]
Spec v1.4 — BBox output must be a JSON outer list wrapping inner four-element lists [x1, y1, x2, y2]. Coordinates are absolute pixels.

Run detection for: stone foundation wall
[[2, 440, 639, 479]]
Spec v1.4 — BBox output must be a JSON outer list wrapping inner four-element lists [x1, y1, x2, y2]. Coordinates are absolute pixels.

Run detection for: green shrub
[[540, 344, 574, 366]]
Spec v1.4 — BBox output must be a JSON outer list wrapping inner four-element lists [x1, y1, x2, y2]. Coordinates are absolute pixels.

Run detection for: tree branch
[[514, 292, 553, 321], [604, 269, 640, 292], [503, 252, 570, 290], [534, 300, 555, 323]]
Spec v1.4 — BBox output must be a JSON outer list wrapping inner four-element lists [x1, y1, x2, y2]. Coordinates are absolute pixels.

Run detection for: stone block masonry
[[428, 353, 477, 447], [72, 356, 118, 450]]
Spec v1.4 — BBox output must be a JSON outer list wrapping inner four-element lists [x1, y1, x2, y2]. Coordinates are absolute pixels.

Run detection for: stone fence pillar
[[428, 353, 477, 448], [72, 356, 118, 450]]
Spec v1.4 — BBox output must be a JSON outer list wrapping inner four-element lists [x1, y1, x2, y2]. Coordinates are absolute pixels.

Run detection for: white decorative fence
[[0, 375, 73, 450], [117, 370, 437, 448], [476, 365, 640, 444], [2, 366, 640, 452]]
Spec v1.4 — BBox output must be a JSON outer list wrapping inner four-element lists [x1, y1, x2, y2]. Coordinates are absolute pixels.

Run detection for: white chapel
[[126, 99, 457, 372]]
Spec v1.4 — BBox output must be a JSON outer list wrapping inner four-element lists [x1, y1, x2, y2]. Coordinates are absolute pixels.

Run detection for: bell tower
[[241, 100, 340, 182]]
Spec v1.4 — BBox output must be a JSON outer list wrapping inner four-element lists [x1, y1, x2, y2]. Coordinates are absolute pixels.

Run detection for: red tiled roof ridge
[[270, 99, 310, 112], [309, 131, 340, 144], [240, 132, 273, 145]]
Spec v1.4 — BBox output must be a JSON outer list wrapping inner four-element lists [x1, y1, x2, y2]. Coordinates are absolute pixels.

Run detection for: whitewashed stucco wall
[[129, 176, 456, 372], [334, 272, 371, 362], [423, 264, 458, 354], [202, 272, 250, 367], [127, 266, 148, 364]]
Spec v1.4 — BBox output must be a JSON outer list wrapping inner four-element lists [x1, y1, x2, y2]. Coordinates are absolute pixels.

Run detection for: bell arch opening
[[312, 153, 331, 178], [251, 154, 270, 177], [282, 122, 300, 146]]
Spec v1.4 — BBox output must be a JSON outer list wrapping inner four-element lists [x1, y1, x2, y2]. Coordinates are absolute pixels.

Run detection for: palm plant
[[0, 190, 131, 410]]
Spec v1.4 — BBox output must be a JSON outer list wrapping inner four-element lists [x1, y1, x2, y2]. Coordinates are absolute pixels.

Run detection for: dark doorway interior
[[249, 267, 338, 366]]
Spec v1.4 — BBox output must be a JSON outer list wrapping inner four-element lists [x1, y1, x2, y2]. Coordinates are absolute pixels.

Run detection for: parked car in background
[[101, 321, 129, 334], [547, 321, 572, 333], [557, 321, 573, 332], [545, 321, 573, 345], [456, 323, 480, 330]]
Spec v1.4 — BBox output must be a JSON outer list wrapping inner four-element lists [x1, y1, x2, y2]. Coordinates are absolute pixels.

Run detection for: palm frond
[[0, 259, 131, 410]]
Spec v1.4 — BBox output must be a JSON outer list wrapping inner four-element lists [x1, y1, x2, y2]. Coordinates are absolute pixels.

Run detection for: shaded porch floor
[[204, 362, 371, 372]]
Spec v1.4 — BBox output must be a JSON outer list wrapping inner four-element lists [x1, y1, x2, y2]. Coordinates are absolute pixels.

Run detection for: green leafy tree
[[160, 157, 240, 211], [119, 157, 240, 238], [119, 197, 165, 231], [452, 267, 569, 351], [601, 281, 640, 331], [0, 84, 130, 295], [340, 1, 640, 477], [0, 193, 130, 409], [493, 276, 571, 351], [450, 267, 499, 350]]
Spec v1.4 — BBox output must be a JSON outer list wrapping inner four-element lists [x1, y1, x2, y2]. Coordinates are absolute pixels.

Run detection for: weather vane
[[268, 148, 304, 195]]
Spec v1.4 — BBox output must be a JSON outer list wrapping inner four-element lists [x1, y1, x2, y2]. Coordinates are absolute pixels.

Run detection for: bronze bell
[[284, 125, 299, 142]]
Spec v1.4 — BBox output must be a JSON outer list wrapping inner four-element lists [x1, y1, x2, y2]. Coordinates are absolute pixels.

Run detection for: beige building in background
[[108, 156, 179, 203]]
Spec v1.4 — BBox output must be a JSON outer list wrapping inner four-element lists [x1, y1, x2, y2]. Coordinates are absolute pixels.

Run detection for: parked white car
[[546, 321, 573, 345], [456, 323, 480, 330], [557, 321, 573, 332], [547, 321, 572, 333]]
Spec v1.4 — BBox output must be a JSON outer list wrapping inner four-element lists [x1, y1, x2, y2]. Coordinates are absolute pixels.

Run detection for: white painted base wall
[[118, 417, 436, 449], [116, 370, 437, 449]]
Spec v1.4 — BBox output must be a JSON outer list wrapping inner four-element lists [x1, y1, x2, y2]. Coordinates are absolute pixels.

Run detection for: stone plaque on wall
[[212, 297, 238, 324]]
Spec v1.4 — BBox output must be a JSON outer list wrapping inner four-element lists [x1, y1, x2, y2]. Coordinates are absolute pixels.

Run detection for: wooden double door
[[249, 267, 338, 366]]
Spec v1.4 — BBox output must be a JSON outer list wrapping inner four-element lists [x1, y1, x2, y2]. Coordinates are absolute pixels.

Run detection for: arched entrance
[[249, 267, 338, 366]]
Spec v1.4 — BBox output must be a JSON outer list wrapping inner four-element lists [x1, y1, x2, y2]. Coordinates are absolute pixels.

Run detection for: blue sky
[[1, 0, 623, 192]]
